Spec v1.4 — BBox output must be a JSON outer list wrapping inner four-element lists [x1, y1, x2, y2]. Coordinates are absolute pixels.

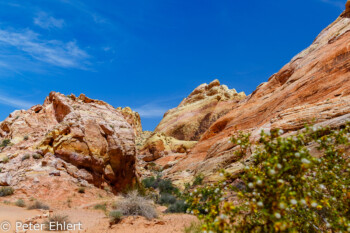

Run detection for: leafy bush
[[109, 210, 123, 224], [21, 154, 30, 161], [142, 176, 177, 194], [185, 125, 350, 232], [32, 154, 42, 159], [78, 187, 85, 193], [15, 199, 25, 207], [0, 186, 14, 197], [166, 199, 188, 213], [44, 215, 70, 231], [193, 173, 204, 186], [115, 190, 158, 220], [142, 176, 157, 189], [23, 135, 29, 141], [2, 156, 9, 164], [27, 201, 50, 210], [158, 193, 177, 205], [94, 203, 107, 212], [158, 179, 176, 193], [0, 139, 11, 148]]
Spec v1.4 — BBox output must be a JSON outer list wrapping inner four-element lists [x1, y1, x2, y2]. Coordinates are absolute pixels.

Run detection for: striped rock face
[[165, 4, 350, 186]]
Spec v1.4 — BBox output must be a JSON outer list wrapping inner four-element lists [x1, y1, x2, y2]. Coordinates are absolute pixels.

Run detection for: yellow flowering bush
[[185, 124, 350, 232]]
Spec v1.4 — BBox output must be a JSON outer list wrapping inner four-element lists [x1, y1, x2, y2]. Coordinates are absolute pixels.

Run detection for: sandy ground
[[0, 202, 197, 233]]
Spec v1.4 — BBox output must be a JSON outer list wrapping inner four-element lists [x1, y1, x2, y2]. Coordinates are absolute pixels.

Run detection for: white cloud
[[34, 12, 65, 29], [134, 104, 168, 118], [319, 0, 346, 9], [0, 28, 89, 69], [0, 94, 35, 109]]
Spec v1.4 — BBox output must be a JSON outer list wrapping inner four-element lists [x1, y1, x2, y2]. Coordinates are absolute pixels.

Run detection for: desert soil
[[0, 202, 197, 233]]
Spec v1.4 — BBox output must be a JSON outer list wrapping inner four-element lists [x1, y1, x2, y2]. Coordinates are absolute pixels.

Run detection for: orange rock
[[167, 4, 350, 183]]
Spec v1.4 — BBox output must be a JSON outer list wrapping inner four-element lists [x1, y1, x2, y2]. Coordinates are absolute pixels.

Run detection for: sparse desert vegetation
[[27, 201, 50, 210], [0, 186, 14, 197], [44, 214, 71, 231], [185, 125, 350, 232], [15, 199, 26, 207], [113, 190, 158, 220], [32, 153, 42, 159]]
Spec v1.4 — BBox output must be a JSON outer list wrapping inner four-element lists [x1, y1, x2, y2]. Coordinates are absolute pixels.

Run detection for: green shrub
[[32, 154, 42, 160], [166, 199, 188, 213], [15, 199, 25, 207], [193, 173, 204, 186], [142, 176, 157, 189], [2, 156, 9, 163], [185, 124, 350, 232], [115, 190, 158, 220], [0, 139, 11, 147], [78, 187, 85, 193], [23, 135, 29, 141], [0, 186, 14, 197], [158, 179, 176, 193], [158, 193, 177, 205], [142, 176, 177, 194], [94, 203, 107, 212], [44, 215, 70, 231], [21, 154, 30, 161], [109, 210, 123, 224], [27, 201, 50, 210]]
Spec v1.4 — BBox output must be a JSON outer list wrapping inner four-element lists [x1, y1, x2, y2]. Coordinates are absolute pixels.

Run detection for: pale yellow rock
[[155, 79, 246, 141]]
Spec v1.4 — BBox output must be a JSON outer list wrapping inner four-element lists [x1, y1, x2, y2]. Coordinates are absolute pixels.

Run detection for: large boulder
[[154, 79, 245, 141], [0, 92, 137, 191]]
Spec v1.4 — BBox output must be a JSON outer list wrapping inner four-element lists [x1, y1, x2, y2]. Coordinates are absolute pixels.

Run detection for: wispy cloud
[[134, 103, 168, 118], [0, 28, 89, 69], [59, 0, 108, 24], [34, 12, 65, 29], [319, 0, 346, 9], [133, 95, 184, 118], [0, 94, 35, 109]]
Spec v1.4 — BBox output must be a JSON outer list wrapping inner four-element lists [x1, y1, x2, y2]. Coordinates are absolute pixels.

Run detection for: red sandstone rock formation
[[166, 5, 350, 185]]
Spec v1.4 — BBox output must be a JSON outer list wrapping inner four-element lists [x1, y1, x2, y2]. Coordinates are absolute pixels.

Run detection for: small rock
[[49, 170, 60, 176], [155, 220, 165, 225]]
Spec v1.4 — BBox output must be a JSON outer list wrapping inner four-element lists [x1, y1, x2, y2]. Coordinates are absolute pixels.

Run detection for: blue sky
[[0, 0, 346, 131]]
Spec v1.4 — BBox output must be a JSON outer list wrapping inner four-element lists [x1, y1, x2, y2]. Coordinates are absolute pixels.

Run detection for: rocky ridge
[[157, 6, 350, 186], [154, 79, 245, 141]]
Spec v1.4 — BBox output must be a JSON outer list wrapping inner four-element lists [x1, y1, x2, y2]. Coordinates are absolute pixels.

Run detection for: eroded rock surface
[[139, 133, 197, 162], [0, 92, 137, 191], [165, 6, 350, 185], [155, 79, 245, 141], [117, 107, 142, 137]]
